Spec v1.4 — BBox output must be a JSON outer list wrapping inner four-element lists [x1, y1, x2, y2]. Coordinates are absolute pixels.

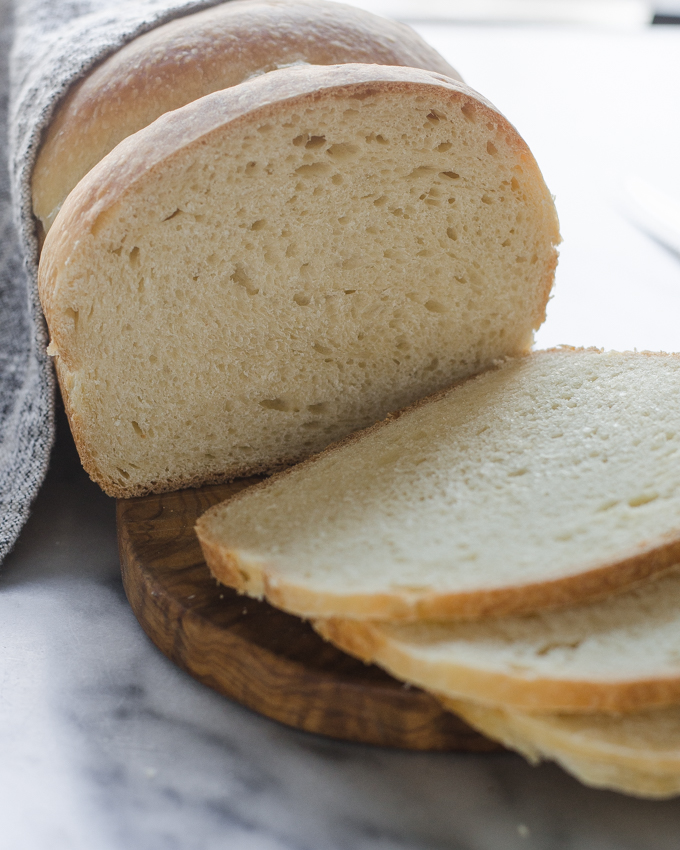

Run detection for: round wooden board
[[117, 480, 499, 752]]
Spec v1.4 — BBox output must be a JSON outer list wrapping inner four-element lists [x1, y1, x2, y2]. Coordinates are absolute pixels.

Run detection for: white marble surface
[[4, 22, 680, 850]]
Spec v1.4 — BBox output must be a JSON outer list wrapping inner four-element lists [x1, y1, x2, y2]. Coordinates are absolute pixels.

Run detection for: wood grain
[[117, 480, 499, 751]]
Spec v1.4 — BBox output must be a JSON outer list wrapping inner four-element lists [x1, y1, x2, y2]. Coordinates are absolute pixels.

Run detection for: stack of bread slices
[[196, 348, 680, 799], [35, 0, 680, 798]]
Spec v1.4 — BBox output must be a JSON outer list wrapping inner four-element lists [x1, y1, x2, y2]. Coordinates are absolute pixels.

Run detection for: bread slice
[[197, 348, 680, 621], [315, 565, 680, 713], [442, 698, 680, 799], [39, 63, 559, 497], [32, 0, 461, 237]]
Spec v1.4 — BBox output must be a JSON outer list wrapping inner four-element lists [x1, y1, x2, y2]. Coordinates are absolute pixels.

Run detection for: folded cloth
[[0, 0, 224, 563]]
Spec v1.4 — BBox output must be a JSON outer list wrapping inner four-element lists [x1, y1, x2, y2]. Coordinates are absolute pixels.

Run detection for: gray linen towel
[[1, 0, 226, 563]]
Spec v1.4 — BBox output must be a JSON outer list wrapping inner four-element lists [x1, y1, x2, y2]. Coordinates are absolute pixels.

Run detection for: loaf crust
[[41, 63, 558, 498], [32, 0, 460, 236]]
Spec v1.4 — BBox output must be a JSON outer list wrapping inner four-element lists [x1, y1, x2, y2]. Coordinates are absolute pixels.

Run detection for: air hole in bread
[[307, 402, 329, 415], [326, 143, 359, 160], [461, 103, 476, 122], [424, 300, 446, 314], [230, 265, 258, 295], [260, 398, 295, 412], [628, 493, 659, 508], [295, 162, 332, 177], [407, 166, 437, 180]]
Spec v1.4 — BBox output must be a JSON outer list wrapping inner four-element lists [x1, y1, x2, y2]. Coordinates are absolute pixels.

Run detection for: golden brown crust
[[314, 616, 680, 714], [32, 0, 461, 234], [195, 348, 680, 623]]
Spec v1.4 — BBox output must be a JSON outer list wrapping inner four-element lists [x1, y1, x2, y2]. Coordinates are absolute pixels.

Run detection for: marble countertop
[[4, 21, 680, 850]]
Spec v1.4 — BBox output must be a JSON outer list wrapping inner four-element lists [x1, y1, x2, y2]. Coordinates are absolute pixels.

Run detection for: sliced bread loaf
[[32, 0, 461, 237], [443, 698, 680, 799], [197, 348, 680, 621], [315, 565, 680, 713], [40, 63, 559, 497]]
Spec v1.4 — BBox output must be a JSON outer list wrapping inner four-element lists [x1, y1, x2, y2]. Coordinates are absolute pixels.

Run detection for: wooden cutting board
[[117, 480, 499, 751]]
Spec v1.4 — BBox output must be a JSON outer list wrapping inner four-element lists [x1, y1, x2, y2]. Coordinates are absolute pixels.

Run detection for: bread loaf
[[443, 698, 680, 799], [315, 565, 680, 714], [40, 63, 559, 497], [32, 0, 461, 238], [198, 349, 680, 621]]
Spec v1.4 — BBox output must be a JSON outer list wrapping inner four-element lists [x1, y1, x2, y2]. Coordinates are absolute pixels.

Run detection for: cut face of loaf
[[39, 64, 559, 497], [197, 349, 680, 621], [315, 565, 680, 714], [443, 698, 680, 799], [32, 0, 462, 236]]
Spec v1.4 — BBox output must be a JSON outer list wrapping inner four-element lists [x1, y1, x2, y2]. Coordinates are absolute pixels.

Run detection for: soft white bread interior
[[39, 64, 559, 497], [442, 697, 680, 799], [32, 0, 461, 237], [315, 565, 680, 713], [197, 349, 680, 621]]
